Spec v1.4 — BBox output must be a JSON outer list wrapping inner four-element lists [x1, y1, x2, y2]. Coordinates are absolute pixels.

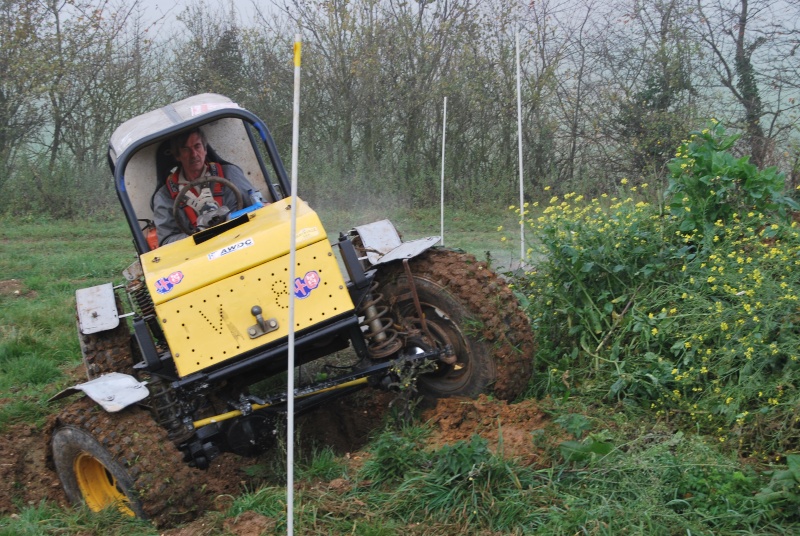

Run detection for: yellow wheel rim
[[74, 453, 135, 517]]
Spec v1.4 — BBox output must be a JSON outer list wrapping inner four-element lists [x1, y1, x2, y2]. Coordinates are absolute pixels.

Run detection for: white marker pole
[[286, 33, 302, 536], [516, 31, 525, 262], [440, 96, 447, 246]]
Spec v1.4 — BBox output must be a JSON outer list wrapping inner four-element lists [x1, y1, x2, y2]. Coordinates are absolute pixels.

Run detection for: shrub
[[665, 120, 798, 240], [518, 131, 800, 459]]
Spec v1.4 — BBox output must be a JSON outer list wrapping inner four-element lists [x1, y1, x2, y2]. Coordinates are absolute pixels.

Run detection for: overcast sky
[[135, 0, 265, 30]]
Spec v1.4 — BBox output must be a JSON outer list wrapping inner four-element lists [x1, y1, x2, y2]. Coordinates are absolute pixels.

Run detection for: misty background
[[1, 0, 799, 218]]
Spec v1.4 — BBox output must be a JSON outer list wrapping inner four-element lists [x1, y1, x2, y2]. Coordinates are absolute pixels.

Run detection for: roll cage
[[107, 94, 291, 256]]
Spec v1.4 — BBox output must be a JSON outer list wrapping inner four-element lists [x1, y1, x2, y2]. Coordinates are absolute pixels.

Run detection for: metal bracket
[[248, 305, 279, 339], [402, 259, 435, 344]]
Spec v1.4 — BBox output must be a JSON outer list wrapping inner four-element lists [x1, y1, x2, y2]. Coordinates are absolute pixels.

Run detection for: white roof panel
[[108, 93, 240, 163]]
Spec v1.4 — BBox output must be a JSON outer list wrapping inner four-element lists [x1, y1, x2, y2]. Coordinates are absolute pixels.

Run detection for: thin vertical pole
[[516, 32, 526, 262], [286, 33, 302, 536], [440, 96, 447, 246]]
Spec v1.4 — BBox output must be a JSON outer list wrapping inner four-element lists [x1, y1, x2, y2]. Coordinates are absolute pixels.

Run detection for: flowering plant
[[665, 121, 798, 238]]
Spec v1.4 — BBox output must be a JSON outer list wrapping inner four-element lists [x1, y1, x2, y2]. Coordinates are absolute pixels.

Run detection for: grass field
[[1, 205, 798, 535]]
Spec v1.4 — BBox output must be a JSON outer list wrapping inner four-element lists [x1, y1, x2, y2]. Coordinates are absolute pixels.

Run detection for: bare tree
[[0, 0, 47, 181], [693, 0, 800, 167]]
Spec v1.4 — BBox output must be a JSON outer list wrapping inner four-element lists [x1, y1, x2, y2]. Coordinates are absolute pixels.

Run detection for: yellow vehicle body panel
[[140, 198, 326, 306], [140, 198, 355, 378]]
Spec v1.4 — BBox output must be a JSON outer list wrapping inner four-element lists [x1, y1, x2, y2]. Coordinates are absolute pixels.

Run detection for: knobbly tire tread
[[48, 397, 212, 527], [377, 248, 535, 400], [78, 298, 135, 379]]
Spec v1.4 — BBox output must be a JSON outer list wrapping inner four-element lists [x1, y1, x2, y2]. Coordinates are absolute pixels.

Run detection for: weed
[[298, 446, 346, 481], [665, 120, 798, 239], [358, 425, 430, 485]]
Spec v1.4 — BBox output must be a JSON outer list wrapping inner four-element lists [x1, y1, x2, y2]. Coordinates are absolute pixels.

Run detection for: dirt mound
[[423, 394, 550, 465]]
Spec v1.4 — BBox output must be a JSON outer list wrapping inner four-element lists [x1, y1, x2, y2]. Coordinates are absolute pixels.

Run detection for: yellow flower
[[621, 178, 629, 185], [497, 226, 503, 232]]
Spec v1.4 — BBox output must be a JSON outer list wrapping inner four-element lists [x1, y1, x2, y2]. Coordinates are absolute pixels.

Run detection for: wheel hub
[[74, 453, 135, 517]]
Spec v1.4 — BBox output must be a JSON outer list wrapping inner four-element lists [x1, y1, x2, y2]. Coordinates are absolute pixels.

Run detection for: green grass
[[0, 501, 155, 536], [0, 219, 134, 428]]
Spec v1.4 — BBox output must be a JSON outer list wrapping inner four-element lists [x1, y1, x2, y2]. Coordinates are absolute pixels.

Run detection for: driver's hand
[[196, 205, 231, 230], [186, 187, 216, 212]]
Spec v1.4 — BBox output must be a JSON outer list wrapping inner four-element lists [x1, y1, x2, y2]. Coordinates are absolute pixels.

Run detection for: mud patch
[[0, 423, 67, 515], [296, 389, 395, 455], [423, 394, 550, 466], [0, 388, 394, 521], [0, 279, 36, 299], [223, 510, 276, 536]]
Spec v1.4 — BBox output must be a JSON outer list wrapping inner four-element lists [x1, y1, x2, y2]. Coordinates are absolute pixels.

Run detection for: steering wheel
[[172, 177, 244, 235]]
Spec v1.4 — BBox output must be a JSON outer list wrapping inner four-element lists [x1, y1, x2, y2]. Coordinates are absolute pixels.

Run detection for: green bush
[[518, 128, 800, 459], [665, 120, 798, 240]]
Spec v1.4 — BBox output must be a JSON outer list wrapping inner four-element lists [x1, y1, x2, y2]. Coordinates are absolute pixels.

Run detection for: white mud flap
[[354, 220, 440, 266], [76, 283, 120, 334], [49, 373, 149, 412]]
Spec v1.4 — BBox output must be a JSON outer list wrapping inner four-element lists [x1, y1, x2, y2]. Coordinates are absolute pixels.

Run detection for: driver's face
[[177, 133, 207, 180]]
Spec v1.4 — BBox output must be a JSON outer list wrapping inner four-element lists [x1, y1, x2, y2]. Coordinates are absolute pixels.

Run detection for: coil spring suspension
[[148, 376, 191, 442], [359, 281, 402, 359], [127, 279, 155, 318]]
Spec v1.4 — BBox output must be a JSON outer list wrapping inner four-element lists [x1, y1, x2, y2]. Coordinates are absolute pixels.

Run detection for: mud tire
[[49, 397, 207, 527], [376, 249, 534, 400], [78, 298, 135, 379]]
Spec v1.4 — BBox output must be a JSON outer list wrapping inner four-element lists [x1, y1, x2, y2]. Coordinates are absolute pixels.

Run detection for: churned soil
[[0, 391, 550, 529], [0, 250, 545, 531], [422, 394, 550, 466]]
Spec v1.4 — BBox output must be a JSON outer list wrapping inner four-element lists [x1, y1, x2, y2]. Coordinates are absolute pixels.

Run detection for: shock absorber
[[358, 280, 402, 359], [148, 376, 192, 442], [126, 279, 155, 318], [126, 278, 165, 347]]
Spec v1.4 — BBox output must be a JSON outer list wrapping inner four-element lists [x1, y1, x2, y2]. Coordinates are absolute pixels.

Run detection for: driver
[[152, 127, 257, 245]]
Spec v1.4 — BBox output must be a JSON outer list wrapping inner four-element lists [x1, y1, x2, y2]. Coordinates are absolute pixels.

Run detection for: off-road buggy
[[47, 93, 534, 523]]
